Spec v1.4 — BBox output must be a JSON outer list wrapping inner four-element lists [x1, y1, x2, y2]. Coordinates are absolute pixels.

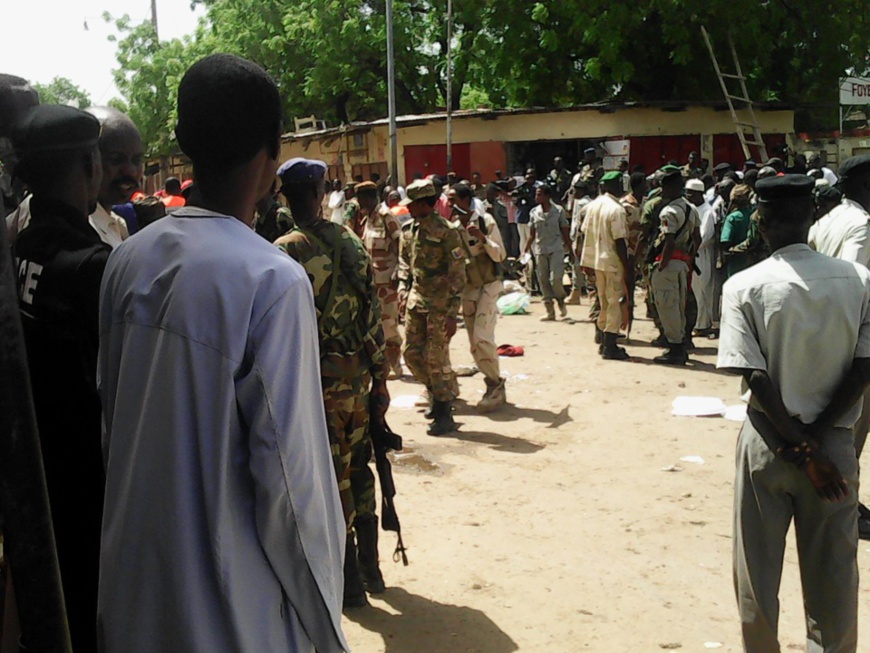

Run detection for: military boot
[[477, 377, 506, 413], [566, 288, 582, 305], [355, 517, 386, 594], [557, 298, 568, 319], [601, 332, 629, 360], [343, 533, 369, 608], [654, 344, 688, 366], [427, 400, 457, 436], [540, 302, 556, 322]]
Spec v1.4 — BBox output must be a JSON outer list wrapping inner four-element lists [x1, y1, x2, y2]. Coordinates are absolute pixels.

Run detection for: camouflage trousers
[[404, 308, 456, 402], [462, 281, 502, 383], [322, 371, 376, 532], [376, 282, 402, 370]]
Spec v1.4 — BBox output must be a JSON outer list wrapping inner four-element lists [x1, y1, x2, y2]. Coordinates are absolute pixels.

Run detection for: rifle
[[369, 418, 409, 566]]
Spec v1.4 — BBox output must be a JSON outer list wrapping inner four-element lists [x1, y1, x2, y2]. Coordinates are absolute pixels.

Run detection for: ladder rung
[[726, 94, 751, 103], [721, 73, 746, 81], [736, 122, 759, 128], [742, 140, 765, 147]]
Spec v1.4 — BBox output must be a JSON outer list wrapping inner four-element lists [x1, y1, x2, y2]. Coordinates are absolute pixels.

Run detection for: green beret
[[755, 174, 814, 204], [13, 105, 100, 157], [660, 164, 682, 183], [601, 171, 623, 182]]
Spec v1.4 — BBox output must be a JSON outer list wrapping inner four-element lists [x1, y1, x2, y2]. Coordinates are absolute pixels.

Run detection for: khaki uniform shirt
[[580, 193, 628, 273]]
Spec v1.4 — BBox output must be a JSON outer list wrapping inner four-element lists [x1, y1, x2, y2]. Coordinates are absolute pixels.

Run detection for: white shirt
[[580, 193, 628, 273], [571, 195, 591, 241], [5, 194, 31, 245], [808, 198, 870, 267], [327, 190, 345, 224], [808, 166, 838, 186], [89, 203, 129, 248], [97, 208, 347, 653], [696, 201, 715, 251], [717, 244, 870, 428]]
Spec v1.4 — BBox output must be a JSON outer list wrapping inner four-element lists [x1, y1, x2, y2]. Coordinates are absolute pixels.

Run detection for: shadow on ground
[[344, 587, 519, 653]]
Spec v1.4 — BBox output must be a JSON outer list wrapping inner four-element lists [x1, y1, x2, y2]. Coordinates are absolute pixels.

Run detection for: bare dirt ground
[[342, 294, 870, 653]]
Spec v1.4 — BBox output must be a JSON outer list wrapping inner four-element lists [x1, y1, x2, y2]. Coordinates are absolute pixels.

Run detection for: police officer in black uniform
[[12, 104, 107, 651]]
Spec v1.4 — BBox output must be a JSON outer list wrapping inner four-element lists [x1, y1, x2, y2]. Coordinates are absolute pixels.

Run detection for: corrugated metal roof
[[280, 100, 794, 141]]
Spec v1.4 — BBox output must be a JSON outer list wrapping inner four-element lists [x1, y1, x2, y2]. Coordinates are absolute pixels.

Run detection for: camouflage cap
[[400, 178, 437, 206]]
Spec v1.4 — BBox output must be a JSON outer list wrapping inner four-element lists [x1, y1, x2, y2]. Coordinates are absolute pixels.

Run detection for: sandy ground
[[341, 294, 870, 653]]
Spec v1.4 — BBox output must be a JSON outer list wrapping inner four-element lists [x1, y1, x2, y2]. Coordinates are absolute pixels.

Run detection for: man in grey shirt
[[524, 184, 573, 321]]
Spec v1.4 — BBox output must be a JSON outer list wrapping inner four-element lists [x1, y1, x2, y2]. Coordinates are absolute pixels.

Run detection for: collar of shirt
[[770, 242, 812, 257], [842, 197, 870, 217]]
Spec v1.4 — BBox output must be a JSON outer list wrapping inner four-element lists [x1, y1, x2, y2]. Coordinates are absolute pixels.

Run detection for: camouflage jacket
[[344, 199, 373, 240], [362, 206, 401, 286], [275, 219, 386, 380], [252, 200, 294, 243], [398, 212, 466, 315]]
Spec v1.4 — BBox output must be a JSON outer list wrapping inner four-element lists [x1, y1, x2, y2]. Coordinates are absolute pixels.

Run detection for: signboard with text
[[840, 77, 870, 105]]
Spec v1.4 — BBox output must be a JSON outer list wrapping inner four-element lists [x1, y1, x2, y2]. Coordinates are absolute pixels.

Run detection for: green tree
[[32, 77, 92, 109], [108, 0, 870, 155]]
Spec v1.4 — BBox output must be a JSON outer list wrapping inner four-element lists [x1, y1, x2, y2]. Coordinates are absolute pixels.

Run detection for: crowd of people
[[3, 52, 870, 653]]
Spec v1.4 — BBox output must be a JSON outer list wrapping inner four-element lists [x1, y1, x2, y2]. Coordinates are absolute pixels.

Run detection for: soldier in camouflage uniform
[[398, 178, 466, 435], [448, 182, 507, 411], [274, 158, 390, 608], [343, 180, 380, 239], [361, 195, 404, 378], [252, 182, 294, 242]]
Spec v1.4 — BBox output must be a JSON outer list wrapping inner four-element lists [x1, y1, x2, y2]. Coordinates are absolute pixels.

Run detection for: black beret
[[755, 174, 815, 204], [713, 162, 732, 173], [815, 184, 842, 203], [12, 105, 100, 157], [0, 74, 39, 139], [837, 154, 870, 184]]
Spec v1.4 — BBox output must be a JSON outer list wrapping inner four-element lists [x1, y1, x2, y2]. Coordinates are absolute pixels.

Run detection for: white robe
[[692, 201, 716, 329], [97, 207, 348, 653]]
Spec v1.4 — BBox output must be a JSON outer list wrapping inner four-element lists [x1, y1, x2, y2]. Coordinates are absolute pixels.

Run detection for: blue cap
[[584, 147, 595, 155], [277, 157, 327, 184]]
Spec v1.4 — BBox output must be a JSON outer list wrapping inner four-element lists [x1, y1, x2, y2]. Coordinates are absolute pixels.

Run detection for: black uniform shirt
[[12, 196, 110, 512]]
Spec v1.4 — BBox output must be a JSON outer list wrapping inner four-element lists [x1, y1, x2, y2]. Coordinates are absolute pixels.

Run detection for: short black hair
[[452, 182, 474, 201], [630, 172, 646, 190], [175, 54, 282, 172], [538, 184, 552, 196], [165, 177, 181, 194]]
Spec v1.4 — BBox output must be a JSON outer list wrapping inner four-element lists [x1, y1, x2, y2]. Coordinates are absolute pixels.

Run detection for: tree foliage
[[32, 77, 92, 109], [108, 0, 870, 156]]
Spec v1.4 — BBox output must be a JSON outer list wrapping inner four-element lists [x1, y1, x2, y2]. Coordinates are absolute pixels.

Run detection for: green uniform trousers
[[404, 308, 456, 402], [323, 371, 376, 532]]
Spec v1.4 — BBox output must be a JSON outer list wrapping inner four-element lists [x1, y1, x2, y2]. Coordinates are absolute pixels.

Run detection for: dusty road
[[341, 296, 870, 653]]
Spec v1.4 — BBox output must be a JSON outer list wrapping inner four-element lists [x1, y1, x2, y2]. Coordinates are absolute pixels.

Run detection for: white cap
[[686, 179, 705, 192]]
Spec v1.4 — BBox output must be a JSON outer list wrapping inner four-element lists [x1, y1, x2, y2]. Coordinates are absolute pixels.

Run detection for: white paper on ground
[[680, 455, 705, 465], [724, 404, 748, 422], [391, 394, 425, 409], [671, 396, 727, 417]]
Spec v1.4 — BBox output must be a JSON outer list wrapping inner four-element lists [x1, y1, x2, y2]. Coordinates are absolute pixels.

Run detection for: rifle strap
[[393, 533, 409, 566]]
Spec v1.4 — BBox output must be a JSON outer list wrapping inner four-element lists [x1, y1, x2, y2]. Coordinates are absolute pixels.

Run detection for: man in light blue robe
[[97, 54, 348, 653]]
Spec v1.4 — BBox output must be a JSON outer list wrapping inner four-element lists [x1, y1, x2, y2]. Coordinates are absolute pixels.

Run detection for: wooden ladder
[[701, 26, 769, 163]]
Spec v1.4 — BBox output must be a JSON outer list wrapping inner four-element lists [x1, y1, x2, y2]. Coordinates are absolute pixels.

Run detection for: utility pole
[[445, 0, 453, 173], [151, 0, 159, 41], [386, 0, 399, 187]]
